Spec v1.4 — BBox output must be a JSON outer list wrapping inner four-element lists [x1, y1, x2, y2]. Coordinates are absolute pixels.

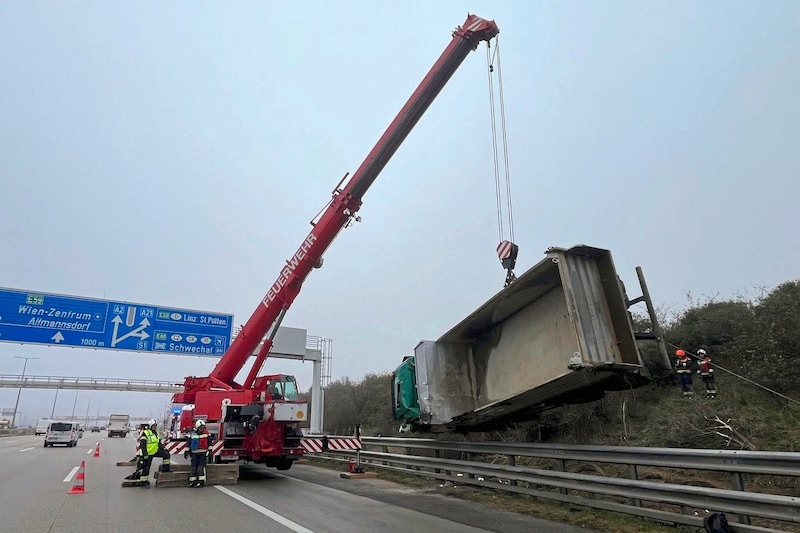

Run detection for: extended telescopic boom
[[175, 14, 499, 403]]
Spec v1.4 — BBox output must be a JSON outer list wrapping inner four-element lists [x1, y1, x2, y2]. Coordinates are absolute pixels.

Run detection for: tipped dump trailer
[[392, 245, 650, 433]]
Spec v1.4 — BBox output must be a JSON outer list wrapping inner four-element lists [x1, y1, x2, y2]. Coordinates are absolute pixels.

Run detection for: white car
[[44, 421, 80, 447]]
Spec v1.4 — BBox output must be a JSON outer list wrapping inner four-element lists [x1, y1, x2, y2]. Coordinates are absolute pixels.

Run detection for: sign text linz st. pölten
[[0, 287, 233, 355]]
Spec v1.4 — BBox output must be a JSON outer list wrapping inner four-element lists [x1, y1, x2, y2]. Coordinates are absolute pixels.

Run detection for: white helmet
[[148, 418, 157, 426], [697, 349, 707, 356], [195, 419, 206, 428]]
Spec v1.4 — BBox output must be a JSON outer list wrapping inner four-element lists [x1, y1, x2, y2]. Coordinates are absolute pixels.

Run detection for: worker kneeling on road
[[137, 419, 171, 488], [185, 419, 212, 488]]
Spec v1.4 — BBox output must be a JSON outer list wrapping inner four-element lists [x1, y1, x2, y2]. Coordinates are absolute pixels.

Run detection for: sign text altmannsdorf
[[0, 287, 233, 355]]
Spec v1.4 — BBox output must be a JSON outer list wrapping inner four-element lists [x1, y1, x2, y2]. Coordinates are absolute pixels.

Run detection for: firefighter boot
[[139, 480, 151, 489], [159, 463, 171, 473]]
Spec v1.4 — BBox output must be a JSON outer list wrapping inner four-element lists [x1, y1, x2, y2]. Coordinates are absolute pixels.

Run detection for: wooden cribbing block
[[154, 463, 239, 487]]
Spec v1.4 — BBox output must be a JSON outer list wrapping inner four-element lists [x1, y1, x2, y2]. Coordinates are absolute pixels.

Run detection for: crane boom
[[174, 14, 499, 404]]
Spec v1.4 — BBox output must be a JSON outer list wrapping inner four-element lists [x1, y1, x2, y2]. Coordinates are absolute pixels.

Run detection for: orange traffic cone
[[93, 442, 100, 458], [69, 461, 86, 494]]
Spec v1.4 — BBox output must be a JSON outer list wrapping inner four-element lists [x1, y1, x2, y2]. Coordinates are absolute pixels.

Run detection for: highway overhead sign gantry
[[0, 287, 233, 356]]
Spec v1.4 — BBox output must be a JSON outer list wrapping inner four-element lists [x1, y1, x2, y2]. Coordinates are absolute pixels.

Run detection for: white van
[[44, 421, 80, 447]]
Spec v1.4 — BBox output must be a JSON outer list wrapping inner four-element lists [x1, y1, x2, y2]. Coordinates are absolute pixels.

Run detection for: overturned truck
[[392, 245, 650, 433]]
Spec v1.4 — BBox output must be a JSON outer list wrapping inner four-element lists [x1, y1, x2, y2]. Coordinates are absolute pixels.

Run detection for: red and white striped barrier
[[212, 441, 223, 456], [136, 436, 360, 457], [301, 436, 362, 453]]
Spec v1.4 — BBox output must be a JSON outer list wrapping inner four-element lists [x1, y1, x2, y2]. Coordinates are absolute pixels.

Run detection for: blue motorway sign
[[0, 287, 233, 356]]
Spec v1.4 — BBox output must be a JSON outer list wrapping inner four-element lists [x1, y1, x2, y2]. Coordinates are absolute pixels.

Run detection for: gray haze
[[2, 2, 798, 424]]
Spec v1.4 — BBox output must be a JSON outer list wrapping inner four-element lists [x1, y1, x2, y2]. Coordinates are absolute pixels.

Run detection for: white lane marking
[[215, 485, 315, 533], [86, 448, 93, 454], [64, 466, 79, 482], [19, 447, 35, 452]]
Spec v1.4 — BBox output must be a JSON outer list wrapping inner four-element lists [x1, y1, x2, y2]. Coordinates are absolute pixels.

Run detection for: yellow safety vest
[[138, 428, 159, 455]]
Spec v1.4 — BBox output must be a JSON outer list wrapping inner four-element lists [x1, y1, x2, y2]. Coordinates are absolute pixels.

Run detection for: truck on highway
[[35, 418, 51, 436], [107, 414, 131, 438], [392, 245, 650, 433]]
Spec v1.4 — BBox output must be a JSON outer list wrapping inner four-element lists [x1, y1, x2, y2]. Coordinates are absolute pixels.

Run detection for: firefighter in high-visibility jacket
[[134, 419, 171, 488], [136, 419, 163, 488], [696, 349, 718, 399], [675, 349, 695, 398], [185, 419, 212, 487]]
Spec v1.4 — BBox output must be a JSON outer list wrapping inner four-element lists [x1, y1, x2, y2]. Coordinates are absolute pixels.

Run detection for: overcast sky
[[1, 1, 798, 426]]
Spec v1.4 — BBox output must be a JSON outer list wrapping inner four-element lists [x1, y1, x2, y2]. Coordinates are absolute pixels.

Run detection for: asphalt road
[[0, 434, 593, 533]]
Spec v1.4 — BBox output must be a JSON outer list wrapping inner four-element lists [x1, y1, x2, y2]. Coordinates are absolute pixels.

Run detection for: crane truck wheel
[[276, 459, 293, 471]]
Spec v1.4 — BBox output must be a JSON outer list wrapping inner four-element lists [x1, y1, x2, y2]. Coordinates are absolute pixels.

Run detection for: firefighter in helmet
[[675, 349, 695, 398], [136, 419, 159, 488], [136, 419, 171, 488], [696, 349, 718, 399], [186, 419, 212, 487]]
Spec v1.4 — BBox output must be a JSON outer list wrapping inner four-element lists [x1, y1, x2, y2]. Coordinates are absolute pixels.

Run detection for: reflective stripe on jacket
[[676, 357, 693, 373]]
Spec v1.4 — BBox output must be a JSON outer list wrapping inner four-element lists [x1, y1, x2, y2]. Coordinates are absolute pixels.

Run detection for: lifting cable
[[663, 340, 800, 406], [486, 37, 518, 286]]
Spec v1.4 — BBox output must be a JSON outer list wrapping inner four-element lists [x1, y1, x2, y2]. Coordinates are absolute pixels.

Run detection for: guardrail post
[[434, 449, 441, 474], [556, 459, 568, 495], [405, 446, 421, 471], [729, 471, 752, 525], [627, 464, 642, 507], [381, 445, 388, 466], [507, 455, 517, 486], [467, 452, 475, 479]]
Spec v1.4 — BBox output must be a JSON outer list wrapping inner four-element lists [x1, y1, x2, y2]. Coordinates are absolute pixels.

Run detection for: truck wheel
[[276, 459, 293, 471]]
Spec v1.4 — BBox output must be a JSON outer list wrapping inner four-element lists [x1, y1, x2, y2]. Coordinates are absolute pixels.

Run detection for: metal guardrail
[[0, 374, 183, 393], [366, 438, 800, 477], [313, 436, 800, 533]]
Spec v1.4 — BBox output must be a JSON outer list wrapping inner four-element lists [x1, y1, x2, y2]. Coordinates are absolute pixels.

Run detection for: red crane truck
[[172, 14, 500, 470]]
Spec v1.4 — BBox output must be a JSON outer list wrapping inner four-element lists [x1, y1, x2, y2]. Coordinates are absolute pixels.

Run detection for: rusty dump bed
[[414, 245, 649, 432]]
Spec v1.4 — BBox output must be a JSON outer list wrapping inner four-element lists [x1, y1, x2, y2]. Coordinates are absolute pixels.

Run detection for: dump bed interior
[[414, 245, 649, 432]]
